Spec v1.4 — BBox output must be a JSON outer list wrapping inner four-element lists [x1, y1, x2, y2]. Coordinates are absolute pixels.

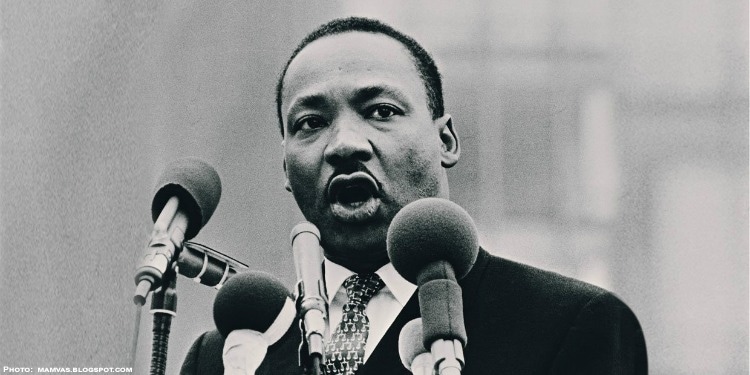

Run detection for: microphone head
[[151, 157, 222, 240], [398, 318, 427, 369], [213, 271, 291, 337], [387, 198, 479, 283], [290, 221, 321, 242]]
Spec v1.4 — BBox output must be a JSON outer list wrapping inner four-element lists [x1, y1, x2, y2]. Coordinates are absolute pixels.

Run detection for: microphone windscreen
[[213, 271, 291, 338], [398, 318, 427, 369], [387, 198, 479, 283], [151, 157, 222, 239], [419, 279, 467, 345]]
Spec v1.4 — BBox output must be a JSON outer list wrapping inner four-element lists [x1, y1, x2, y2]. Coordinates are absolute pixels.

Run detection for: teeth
[[337, 185, 372, 205]]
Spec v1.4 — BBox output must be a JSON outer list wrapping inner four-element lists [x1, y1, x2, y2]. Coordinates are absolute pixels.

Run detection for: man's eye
[[367, 104, 402, 120], [295, 116, 327, 131]]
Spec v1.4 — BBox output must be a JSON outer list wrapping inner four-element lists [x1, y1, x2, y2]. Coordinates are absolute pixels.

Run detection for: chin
[[320, 224, 389, 270], [323, 222, 385, 250]]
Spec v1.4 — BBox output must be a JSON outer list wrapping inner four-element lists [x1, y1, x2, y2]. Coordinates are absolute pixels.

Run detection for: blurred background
[[0, 1, 746, 373]]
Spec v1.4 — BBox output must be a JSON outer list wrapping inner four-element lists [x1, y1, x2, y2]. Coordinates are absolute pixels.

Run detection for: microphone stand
[[149, 267, 177, 375], [132, 239, 249, 373], [291, 223, 327, 375], [430, 339, 464, 375], [296, 291, 324, 375]]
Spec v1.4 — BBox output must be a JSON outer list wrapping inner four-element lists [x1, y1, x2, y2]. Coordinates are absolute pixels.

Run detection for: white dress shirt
[[324, 259, 417, 362]]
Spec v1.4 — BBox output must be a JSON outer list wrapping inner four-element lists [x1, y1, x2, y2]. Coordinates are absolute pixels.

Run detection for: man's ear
[[281, 140, 292, 192], [436, 114, 460, 168]]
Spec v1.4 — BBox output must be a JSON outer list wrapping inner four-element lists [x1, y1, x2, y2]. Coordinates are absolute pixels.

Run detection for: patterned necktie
[[324, 273, 385, 375]]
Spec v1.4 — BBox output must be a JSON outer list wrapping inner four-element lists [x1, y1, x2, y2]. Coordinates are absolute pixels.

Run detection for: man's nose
[[323, 118, 373, 165]]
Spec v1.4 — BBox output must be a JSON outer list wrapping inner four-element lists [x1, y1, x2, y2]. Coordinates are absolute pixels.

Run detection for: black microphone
[[213, 271, 296, 374], [290, 222, 329, 367], [133, 158, 222, 304], [387, 198, 479, 375], [178, 241, 248, 288], [399, 318, 434, 375]]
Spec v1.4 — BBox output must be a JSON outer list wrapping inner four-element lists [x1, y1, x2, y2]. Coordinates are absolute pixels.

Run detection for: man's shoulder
[[487, 250, 606, 294], [460, 248, 647, 374], [465, 248, 632, 318], [180, 320, 303, 375], [180, 330, 225, 375]]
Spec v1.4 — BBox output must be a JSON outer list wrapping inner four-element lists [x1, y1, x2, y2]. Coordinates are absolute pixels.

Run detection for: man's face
[[280, 31, 458, 271]]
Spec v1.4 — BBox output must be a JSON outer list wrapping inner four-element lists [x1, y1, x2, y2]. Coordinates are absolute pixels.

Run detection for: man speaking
[[181, 17, 647, 374]]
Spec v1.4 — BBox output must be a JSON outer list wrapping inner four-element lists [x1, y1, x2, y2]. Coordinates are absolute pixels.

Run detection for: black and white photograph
[[0, 1, 747, 374]]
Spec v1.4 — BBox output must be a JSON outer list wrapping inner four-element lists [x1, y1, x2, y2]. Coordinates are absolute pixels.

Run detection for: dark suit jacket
[[180, 249, 647, 374]]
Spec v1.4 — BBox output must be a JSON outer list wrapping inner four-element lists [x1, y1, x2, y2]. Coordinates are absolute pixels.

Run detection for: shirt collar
[[323, 258, 416, 306]]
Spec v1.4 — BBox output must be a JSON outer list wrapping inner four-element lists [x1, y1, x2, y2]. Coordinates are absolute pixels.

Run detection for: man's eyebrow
[[350, 85, 410, 107], [289, 94, 328, 111], [284, 94, 329, 131], [286, 85, 411, 117]]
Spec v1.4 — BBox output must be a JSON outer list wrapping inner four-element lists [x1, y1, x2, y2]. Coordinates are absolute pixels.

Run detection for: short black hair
[[275, 17, 445, 136]]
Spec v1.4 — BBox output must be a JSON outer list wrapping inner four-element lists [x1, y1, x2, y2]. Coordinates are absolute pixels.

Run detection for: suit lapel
[[356, 290, 420, 375], [459, 247, 489, 301]]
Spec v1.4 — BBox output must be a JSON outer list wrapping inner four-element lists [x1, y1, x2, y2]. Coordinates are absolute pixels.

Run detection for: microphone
[[213, 271, 296, 375], [290, 222, 329, 367], [399, 318, 434, 375], [179, 241, 248, 289], [387, 198, 479, 375], [133, 158, 222, 304]]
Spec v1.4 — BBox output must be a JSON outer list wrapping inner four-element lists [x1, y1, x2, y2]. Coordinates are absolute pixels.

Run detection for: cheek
[[285, 143, 318, 175], [397, 145, 442, 196], [286, 147, 333, 214], [285, 153, 318, 194]]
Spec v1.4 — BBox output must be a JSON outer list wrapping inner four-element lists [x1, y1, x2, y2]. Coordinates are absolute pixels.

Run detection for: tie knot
[[342, 273, 384, 306]]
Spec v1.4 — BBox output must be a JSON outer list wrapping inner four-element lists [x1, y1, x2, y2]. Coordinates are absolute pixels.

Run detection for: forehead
[[281, 32, 425, 113]]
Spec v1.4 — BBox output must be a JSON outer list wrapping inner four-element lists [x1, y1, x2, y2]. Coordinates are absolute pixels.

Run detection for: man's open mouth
[[327, 171, 381, 222]]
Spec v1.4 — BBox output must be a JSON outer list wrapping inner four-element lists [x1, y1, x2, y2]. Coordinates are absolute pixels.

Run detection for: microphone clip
[[133, 224, 183, 305]]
